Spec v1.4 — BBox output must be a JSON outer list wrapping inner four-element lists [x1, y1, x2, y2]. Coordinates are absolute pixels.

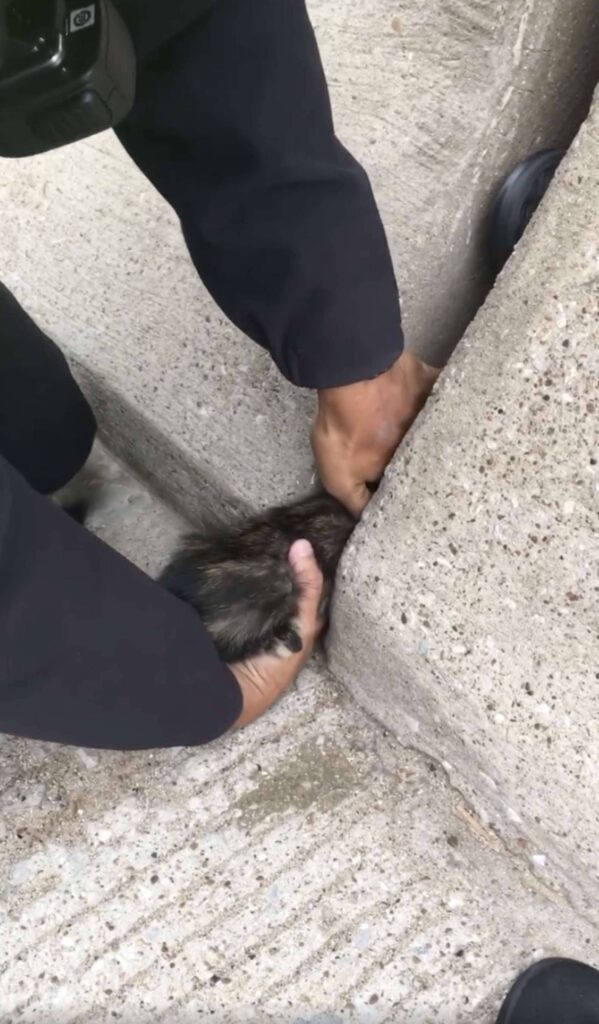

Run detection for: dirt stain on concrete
[[232, 739, 364, 826]]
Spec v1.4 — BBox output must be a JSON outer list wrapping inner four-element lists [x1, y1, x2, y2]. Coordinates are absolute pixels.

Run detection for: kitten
[[159, 491, 355, 663], [55, 452, 356, 663]]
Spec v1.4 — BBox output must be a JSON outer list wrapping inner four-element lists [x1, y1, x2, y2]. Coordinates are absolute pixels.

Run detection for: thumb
[[288, 539, 323, 625]]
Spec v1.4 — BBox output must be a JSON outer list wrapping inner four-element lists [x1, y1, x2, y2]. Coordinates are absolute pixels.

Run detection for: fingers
[[311, 431, 370, 517], [315, 451, 375, 517], [288, 539, 324, 639], [347, 484, 370, 517], [312, 355, 442, 519], [331, 478, 370, 518], [311, 386, 390, 517]]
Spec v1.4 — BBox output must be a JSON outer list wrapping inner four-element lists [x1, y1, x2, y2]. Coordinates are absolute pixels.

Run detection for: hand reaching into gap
[[312, 350, 441, 517]]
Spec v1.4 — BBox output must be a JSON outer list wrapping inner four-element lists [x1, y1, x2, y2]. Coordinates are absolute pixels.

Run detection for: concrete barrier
[[310, 0, 599, 365], [329, 90, 599, 921], [1, 0, 598, 520]]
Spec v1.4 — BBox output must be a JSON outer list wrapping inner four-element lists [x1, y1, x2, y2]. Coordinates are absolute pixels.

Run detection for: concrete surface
[[1, 0, 598, 521], [310, 0, 599, 365], [54, 441, 183, 580], [4, 698, 597, 1024], [329, 90, 599, 923], [1, 5, 598, 1014], [1, 451, 598, 1020], [5, 680, 597, 1024], [2, 449, 597, 1018], [0, 135, 316, 521]]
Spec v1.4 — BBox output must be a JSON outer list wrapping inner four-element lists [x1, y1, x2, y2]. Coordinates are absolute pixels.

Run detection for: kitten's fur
[[159, 492, 355, 663], [55, 457, 356, 663]]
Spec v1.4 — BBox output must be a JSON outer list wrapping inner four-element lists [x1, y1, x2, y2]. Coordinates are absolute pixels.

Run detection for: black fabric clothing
[[0, 0, 402, 749], [115, 0, 404, 388], [0, 286, 242, 750], [0, 284, 96, 494], [115, 0, 215, 59], [0, 453, 242, 749]]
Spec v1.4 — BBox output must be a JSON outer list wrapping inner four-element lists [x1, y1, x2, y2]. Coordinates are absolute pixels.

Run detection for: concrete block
[[1, 354, 597, 1019], [1, 0, 598, 520], [310, 0, 599, 365], [329, 92, 599, 921]]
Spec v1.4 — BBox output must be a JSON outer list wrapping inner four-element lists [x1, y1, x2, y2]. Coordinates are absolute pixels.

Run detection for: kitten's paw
[[272, 624, 303, 658]]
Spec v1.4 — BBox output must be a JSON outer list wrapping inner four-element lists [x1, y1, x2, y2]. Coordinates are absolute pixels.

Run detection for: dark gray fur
[[159, 492, 355, 662]]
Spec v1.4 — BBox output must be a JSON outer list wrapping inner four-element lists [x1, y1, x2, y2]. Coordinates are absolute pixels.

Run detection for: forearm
[[0, 457, 242, 750]]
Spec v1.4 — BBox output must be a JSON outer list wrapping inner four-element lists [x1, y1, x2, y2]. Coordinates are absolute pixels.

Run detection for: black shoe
[[496, 958, 599, 1024], [487, 149, 563, 273]]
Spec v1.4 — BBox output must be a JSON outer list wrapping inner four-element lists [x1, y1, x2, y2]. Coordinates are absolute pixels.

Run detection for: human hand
[[230, 539, 324, 729], [312, 350, 441, 517]]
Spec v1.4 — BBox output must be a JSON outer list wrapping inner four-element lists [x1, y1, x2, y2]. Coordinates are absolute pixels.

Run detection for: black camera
[[0, 0, 136, 156]]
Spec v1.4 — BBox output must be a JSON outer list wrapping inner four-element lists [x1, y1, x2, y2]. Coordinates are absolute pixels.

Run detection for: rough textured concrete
[[6, 677, 598, 1024], [0, 135, 315, 521], [54, 441, 184, 579], [2, 7, 598, 1014], [329, 91, 599, 923], [1, 458, 598, 1020], [3, 450, 598, 1018], [310, 0, 599, 365], [1, 0, 598, 520]]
